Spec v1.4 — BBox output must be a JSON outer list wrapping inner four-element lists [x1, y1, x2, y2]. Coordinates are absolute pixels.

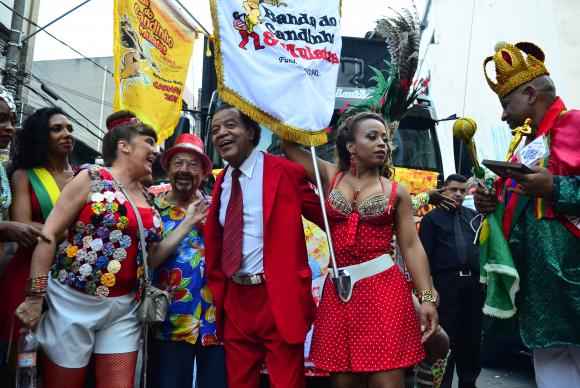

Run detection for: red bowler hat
[[161, 133, 212, 176]]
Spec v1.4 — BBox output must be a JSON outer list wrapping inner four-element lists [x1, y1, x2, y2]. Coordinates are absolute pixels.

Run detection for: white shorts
[[36, 276, 141, 368]]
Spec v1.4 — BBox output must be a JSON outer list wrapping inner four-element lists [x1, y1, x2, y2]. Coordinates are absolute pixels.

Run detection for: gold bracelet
[[26, 275, 49, 296], [418, 289, 437, 304]]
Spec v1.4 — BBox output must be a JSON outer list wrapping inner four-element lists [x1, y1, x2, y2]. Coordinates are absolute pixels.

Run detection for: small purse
[[136, 282, 170, 324], [117, 183, 170, 324]]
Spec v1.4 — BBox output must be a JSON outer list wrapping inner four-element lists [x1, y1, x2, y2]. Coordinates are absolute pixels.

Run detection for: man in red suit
[[204, 104, 322, 388]]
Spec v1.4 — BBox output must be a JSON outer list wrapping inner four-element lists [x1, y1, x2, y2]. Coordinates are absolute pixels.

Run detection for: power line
[[23, 0, 94, 42], [0, 0, 113, 76], [32, 73, 114, 107], [24, 71, 106, 135], [1, 0, 211, 78], [461, 0, 477, 117], [175, 0, 211, 37], [1, 64, 109, 137], [15, 70, 107, 138], [24, 84, 103, 141], [23, 83, 103, 142]]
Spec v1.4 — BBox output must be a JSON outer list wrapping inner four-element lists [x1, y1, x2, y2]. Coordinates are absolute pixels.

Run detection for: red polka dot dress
[[310, 174, 425, 372]]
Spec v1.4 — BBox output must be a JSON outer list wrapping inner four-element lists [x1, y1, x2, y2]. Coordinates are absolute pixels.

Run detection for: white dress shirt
[[219, 148, 264, 275]]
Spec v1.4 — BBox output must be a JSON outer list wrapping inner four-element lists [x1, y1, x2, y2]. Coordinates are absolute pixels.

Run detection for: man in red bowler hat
[[148, 133, 227, 388]]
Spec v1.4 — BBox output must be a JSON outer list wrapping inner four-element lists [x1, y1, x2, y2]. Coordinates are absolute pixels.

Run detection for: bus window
[[392, 126, 440, 171]]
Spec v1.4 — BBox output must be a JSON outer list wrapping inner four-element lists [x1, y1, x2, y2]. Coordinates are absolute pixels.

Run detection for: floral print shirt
[[153, 193, 218, 346]]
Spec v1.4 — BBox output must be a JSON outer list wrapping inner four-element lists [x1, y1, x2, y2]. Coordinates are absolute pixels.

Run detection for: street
[[273, 364, 537, 388], [452, 366, 536, 388]]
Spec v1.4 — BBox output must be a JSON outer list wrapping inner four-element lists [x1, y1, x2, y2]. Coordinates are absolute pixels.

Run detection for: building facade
[[418, 0, 580, 176], [30, 56, 114, 152]]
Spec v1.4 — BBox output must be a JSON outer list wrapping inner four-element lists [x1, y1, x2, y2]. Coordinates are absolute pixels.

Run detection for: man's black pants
[[434, 270, 484, 388]]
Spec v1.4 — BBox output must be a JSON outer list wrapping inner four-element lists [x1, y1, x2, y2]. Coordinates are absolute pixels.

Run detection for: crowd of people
[[0, 40, 577, 388]]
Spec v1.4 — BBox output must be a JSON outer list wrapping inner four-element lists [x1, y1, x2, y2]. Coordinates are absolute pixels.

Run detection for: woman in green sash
[[0, 107, 75, 368]]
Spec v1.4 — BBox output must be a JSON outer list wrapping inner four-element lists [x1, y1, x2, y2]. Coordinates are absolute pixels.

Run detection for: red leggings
[[42, 351, 137, 388]]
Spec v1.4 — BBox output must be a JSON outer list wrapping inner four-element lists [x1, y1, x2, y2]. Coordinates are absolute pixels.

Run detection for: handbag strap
[[111, 175, 151, 284], [112, 178, 150, 388], [108, 172, 152, 388]]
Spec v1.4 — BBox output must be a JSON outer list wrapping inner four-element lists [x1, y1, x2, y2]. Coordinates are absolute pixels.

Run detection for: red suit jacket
[[204, 153, 323, 344]]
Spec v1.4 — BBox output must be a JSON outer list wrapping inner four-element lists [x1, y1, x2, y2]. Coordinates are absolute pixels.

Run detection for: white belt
[[329, 254, 395, 302]]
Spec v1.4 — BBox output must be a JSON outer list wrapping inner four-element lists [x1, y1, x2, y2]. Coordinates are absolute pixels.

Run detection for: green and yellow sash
[[26, 168, 60, 220]]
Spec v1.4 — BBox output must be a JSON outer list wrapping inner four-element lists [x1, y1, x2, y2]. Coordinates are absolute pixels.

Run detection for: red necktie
[[222, 169, 243, 277]]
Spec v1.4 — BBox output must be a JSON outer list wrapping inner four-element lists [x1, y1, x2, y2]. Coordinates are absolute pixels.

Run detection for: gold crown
[[484, 42, 549, 98]]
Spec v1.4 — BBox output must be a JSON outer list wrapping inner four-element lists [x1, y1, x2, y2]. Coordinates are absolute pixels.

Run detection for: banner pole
[[309, 145, 340, 276]]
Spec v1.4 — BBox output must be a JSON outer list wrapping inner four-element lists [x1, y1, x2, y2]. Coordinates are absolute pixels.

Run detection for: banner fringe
[[219, 88, 328, 146], [209, 0, 329, 147]]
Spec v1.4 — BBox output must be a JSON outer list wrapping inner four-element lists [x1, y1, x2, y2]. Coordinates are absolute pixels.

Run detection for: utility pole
[[3, 0, 27, 123]]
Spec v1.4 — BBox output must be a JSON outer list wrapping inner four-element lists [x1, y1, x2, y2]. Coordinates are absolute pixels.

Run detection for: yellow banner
[[113, 0, 197, 143]]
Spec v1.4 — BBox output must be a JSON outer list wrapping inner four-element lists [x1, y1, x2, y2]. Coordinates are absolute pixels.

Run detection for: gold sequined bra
[[327, 172, 396, 218], [328, 190, 389, 217]]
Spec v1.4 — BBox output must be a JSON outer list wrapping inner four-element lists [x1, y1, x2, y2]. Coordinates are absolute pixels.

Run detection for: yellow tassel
[[220, 85, 328, 146], [206, 35, 213, 57]]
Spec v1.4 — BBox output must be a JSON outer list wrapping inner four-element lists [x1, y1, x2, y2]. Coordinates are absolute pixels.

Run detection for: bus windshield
[[219, 123, 441, 174], [392, 126, 440, 171]]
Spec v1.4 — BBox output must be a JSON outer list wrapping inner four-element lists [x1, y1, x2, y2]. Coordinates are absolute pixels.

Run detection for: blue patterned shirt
[[153, 194, 218, 345]]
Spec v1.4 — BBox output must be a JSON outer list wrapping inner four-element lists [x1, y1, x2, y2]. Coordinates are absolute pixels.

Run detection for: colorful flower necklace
[[0, 164, 11, 210]]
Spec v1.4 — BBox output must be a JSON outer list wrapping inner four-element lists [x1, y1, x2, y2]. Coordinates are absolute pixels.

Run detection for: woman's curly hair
[[13, 107, 69, 170]]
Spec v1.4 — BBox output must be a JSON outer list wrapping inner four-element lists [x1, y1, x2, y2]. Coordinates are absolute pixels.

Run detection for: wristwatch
[[418, 289, 438, 304]]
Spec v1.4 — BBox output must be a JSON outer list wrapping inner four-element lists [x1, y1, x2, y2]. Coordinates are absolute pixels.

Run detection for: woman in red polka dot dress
[[283, 112, 438, 387]]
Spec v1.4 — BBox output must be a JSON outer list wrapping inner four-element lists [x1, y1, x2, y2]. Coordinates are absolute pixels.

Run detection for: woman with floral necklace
[[15, 117, 208, 388]]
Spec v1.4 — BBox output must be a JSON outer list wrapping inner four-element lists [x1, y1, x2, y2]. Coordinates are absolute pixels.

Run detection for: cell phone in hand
[[482, 160, 534, 178]]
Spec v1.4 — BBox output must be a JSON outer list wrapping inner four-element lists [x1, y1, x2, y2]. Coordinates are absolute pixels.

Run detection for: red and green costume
[[493, 97, 580, 348]]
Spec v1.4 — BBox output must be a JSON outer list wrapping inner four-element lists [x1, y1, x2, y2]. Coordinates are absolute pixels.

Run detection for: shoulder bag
[[116, 182, 170, 323]]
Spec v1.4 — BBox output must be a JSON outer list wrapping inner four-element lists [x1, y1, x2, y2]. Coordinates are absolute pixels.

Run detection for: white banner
[[210, 0, 342, 146]]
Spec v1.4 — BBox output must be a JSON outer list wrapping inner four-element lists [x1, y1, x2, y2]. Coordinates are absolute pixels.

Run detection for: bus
[[198, 36, 444, 184]]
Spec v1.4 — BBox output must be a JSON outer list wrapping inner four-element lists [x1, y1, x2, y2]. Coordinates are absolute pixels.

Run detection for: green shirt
[[510, 176, 580, 349]]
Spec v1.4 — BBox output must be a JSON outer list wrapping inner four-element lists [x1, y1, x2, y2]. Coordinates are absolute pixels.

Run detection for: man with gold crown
[[475, 41, 580, 388]]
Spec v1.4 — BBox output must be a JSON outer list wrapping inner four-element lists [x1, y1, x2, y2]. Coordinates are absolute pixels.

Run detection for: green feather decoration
[[338, 6, 426, 127]]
